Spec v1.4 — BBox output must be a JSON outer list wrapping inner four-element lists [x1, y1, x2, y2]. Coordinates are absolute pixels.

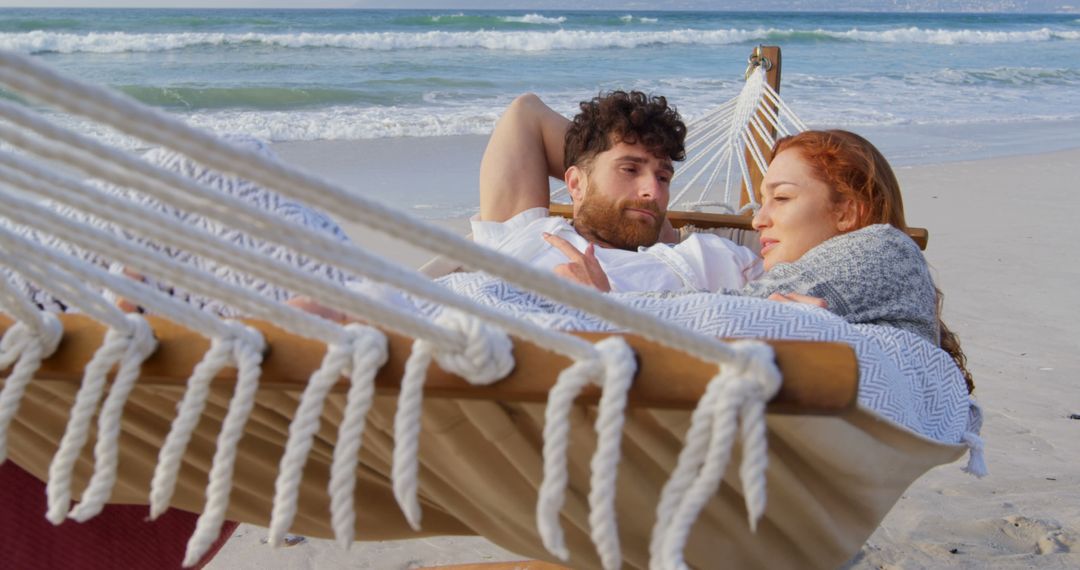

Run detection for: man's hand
[[543, 232, 611, 292], [767, 292, 828, 308], [116, 267, 145, 313]]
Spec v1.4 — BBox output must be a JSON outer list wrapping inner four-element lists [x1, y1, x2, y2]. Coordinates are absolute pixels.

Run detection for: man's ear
[[566, 165, 586, 203], [835, 198, 864, 232]]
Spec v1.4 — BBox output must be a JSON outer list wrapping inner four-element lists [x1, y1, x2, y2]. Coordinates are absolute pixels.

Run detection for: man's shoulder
[[471, 207, 573, 248]]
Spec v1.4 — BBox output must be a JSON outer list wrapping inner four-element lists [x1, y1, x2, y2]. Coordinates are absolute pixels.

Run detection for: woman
[[744, 129, 972, 391]]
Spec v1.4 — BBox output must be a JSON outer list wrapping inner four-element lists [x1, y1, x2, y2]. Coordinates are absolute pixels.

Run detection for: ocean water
[[2, 8, 1079, 212]]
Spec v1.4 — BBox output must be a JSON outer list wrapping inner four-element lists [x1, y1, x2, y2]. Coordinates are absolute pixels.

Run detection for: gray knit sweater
[[739, 224, 939, 343]]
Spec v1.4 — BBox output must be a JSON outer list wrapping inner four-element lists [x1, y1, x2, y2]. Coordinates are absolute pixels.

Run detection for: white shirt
[[471, 208, 763, 293]]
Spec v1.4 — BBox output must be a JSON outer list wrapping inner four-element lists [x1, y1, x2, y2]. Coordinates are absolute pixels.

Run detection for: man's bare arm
[[478, 93, 571, 222]]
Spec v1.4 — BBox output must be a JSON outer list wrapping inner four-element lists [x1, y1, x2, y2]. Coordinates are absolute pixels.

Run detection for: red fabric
[[0, 462, 237, 569]]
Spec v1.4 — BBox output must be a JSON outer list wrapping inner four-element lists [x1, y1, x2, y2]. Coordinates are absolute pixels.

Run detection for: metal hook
[[744, 45, 773, 79]]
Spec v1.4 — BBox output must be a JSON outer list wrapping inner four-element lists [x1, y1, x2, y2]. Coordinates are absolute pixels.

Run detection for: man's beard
[[574, 186, 664, 251]]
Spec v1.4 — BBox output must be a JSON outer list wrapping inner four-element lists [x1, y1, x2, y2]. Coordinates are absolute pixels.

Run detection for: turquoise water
[[3, 8, 1079, 160]]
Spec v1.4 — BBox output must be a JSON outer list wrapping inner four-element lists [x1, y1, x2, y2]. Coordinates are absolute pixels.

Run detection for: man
[[474, 91, 762, 292]]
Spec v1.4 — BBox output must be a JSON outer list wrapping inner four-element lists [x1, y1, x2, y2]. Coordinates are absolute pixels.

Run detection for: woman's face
[[752, 149, 855, 271]]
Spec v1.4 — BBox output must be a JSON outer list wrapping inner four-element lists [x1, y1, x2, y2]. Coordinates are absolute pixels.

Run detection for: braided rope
[[269, 325, 388, 546], [329, 325, 389, 548], [149, 323, 263, 519], [650, 340, 781, 570], [535, 338, 637, 569], [45, 314, 156, 525], [658, 382, 743, 570], [962, 402, 988, 477], [0, 311, 62, 463], [648, 364, 730, 570], [68, 315, 159, 521], [391, 340, 434, 531], [183, 324, 265, 567], [587, 338, 637, 570], [269, 341, 354, 545], [392, 310, 514, 530], [536, 357, 604, 560]]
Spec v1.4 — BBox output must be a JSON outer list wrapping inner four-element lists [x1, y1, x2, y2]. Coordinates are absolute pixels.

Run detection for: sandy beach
[[202, 137, 1080, 569]]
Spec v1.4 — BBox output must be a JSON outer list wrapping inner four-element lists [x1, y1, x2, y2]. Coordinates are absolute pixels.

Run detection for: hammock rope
[[45, 313, 157, 525], [0, 219, 284, 557], [537, 356, 605, 560], [269, 323, 388, 546], [653, 340, 782, 570], [183, 325, 265, 567], [0, 300, 61, 463], [328, 325, 389, 548], [0, 49, 798, 568], [392, 309, 515, 531], [149, 322, 265, 520], [586, 338, 637, 570], [0, 185, 347, 345], [66, 314, 159, 522]]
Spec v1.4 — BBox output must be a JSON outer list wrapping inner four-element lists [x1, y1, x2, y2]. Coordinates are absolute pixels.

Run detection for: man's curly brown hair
[[563, 90, 687, 172]]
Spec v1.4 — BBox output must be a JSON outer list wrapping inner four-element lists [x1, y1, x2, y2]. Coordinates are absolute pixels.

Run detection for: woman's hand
[[767, 292, 828, 308], [543, 232, 612, 292]]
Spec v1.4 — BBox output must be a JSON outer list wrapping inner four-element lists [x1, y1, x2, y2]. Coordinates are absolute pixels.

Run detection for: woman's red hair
[[773, 129, 906, 230]]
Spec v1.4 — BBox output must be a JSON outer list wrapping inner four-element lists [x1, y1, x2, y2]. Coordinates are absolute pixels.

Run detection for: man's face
[[570, 141, 673, 250]]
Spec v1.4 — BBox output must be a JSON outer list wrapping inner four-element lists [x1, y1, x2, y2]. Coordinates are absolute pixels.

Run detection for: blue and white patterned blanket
[[424, 272, 975, 446]]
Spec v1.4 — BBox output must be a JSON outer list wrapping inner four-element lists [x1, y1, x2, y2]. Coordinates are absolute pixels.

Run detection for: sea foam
[[500, 14, 567, 25], [6, 27, 1077, 54]]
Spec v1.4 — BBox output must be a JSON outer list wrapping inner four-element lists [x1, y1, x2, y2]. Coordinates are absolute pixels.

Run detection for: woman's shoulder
[[755, 223, 938, 342], [828, 223, 919, 254], [809, 223, 929, 286]]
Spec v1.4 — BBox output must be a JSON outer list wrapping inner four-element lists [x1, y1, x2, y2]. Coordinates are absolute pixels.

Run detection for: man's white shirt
[[471, 207, 763, 292]]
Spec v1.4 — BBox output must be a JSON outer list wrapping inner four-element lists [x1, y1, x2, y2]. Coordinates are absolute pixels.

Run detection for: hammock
[[0, 46, 982, 569]]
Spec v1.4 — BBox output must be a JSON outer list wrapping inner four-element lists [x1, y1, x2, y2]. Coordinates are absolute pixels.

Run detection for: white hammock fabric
[[0, 49, 980, 570]]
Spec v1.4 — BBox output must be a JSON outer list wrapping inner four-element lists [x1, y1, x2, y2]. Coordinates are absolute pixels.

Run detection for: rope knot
[[222, 320, 266, 356], [1, 312, 63, 366], [593, 336, 635, 388], [342, 323, 389, 374], [723, 340, 781, 402], [430, 309, 513, 385], [37, 312, 64, 356], [120, 313, 158, 362]]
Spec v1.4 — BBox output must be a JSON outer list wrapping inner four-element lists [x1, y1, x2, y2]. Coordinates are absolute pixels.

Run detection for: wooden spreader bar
[[2, 314, 858, 415]]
